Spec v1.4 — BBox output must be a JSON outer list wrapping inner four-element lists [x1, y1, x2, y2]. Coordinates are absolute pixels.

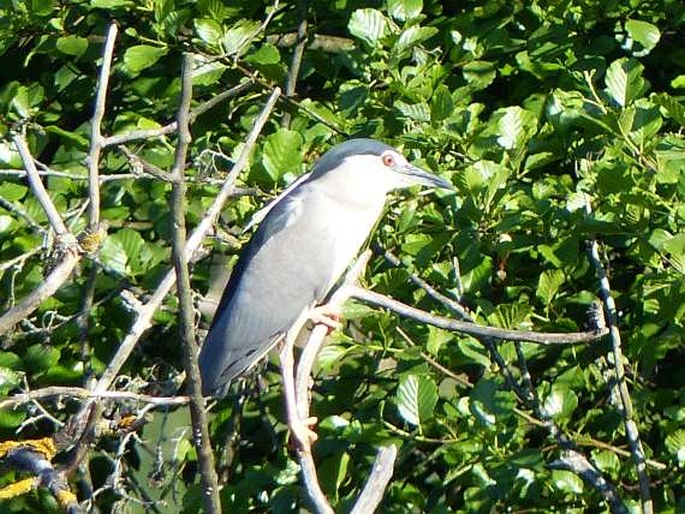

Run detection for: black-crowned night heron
[[199, 138, 452, 398]]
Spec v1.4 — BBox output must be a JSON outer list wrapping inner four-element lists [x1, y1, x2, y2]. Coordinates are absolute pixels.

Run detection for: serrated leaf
[[395, 26, 438, 53], [244, 44, 280, 65], [497, 107, 525, 150], [652, 93, 685, 127], [349, 8, 388, 47], [261, 129, 303, 182], [222, 19, 260, 55], [665, 429, 685, 465], [604, 58, 647, 107], [625, 19, 660, 52], [394, 100, 430, 122], [123, 45, 167, 74], [537, 269, 565, 307], [387, 0, 423, 21], [396, 374, 438, 428], [542, 385, 578, 421], [430, 85, 454, 122], [56, 35, 88, 57], [194, 18, 223, 48]]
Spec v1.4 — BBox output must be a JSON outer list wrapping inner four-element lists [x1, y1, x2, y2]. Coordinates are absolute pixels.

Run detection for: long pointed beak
[[396, 164, 454, 190]]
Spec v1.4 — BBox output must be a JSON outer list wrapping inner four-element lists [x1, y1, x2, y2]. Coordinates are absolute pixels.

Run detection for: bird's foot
[[309, 304, 342, 332], [290, 415, 319, 449]]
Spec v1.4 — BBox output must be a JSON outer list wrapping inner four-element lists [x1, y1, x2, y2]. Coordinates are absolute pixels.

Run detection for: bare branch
[[288, 251, 398, 514], [10, 133, 72, 238], [0, 387, 188, 411], [588, 237, 652, 513], [0, 245, 80, 334], [168, 53, 221, 514], [101, 80, 255, 148], [86, 23, 118, 233], [349, 445, 397, 514], [349, 286, 608, 345]]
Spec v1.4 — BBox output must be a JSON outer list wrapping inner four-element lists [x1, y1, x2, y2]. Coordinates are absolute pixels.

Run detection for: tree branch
[[86, 23, 118, 233], [348, 286, 608, 345], [588, 238, 652, 513], [168, 53, 221, 514]]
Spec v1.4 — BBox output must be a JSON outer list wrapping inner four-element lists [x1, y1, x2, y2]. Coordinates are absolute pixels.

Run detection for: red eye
[[382, 153, 395, 167]]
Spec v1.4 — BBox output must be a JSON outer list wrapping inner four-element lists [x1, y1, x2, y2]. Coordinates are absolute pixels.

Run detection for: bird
[[198, 138, 453, 398]]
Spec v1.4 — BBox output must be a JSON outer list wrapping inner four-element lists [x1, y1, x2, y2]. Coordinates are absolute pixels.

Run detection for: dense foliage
[[1, 0, 684, 512]]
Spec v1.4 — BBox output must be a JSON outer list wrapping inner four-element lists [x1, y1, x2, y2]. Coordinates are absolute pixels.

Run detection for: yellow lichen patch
[[0, 477, 38, 499], [117, 415, 138, 431], [0, 437, 57, 460], [55, 488, 78, 507]]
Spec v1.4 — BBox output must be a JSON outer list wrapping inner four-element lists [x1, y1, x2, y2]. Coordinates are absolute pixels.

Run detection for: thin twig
[[168, 53, 221, 514], [101, 80, 255, 147], [10, 133, 72, 238], [281, 0, 308, 128], [86, 23, 118, 233], [0, 387, 188, 410]]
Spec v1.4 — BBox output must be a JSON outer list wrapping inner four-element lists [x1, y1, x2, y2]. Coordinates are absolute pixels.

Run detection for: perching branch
[[168, 53, 221, 514], [348, 286, 608, 345], [285, 251, 398, 514]]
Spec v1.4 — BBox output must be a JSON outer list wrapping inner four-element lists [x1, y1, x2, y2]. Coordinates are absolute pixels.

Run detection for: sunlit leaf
[[604, 58, 648, 107], [396, 374, 438, 427], [349, 8, 388, 47]]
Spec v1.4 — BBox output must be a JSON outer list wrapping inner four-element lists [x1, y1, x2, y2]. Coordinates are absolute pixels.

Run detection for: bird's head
[[309, 138, 453, 194]]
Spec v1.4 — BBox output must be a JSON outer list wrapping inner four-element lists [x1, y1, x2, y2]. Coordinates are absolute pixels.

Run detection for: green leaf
[[542, 384, 578, 421], [496, 106, 525, 150], [396, 374, 438, 428], [261, 129, 303, 183], [387, 0, 423, 21], [665, 429, 685, 466], [536, 269, 565, 307], [604, 58, 648, 107], [222, 19, 260, 55], [123, 45, 167, 74], [194, 18, 223, 48], [395, 26, 438, 53], [100, 234, 129, 276], [426, 326, 452, 356], [625, 19, 660, 53], [56, 35, 88, 57], [244, 44, 280, 65], [462, 61, 496, 89], [348, 8, 388, 47], [552, 470, 584, 494], [430, 85, 454, 122]]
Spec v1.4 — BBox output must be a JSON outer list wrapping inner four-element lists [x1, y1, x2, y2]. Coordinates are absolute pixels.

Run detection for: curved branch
[[349, 287, 608, 345]]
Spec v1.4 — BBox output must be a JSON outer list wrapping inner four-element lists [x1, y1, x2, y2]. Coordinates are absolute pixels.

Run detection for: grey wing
[[199, 188, 337, 397]]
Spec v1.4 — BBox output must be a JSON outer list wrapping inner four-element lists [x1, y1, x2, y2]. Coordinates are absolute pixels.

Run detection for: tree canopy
[[1, 0, 684, 512]]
